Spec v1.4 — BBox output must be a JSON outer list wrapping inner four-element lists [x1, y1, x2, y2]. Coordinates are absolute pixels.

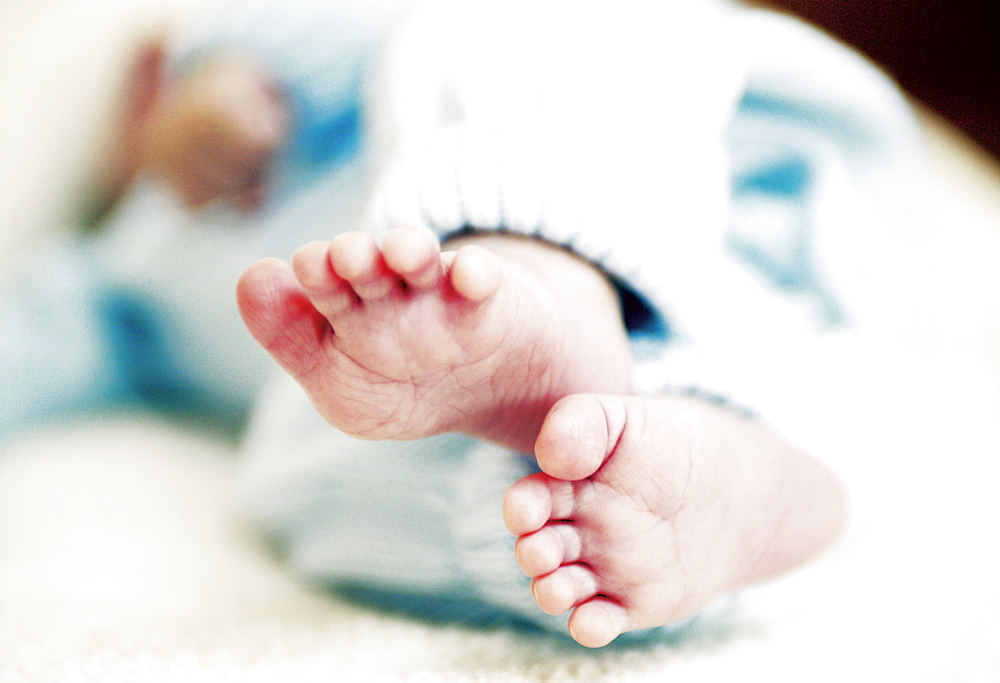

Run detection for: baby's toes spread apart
[[243, 225, 637, 455], [250, 225, 545, 444]]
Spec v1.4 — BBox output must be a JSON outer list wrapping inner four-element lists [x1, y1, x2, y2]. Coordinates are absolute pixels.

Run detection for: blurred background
[[1, 0, 997, 265]]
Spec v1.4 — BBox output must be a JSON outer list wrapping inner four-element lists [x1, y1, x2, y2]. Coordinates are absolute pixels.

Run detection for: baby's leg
[[237, 226, 633, 454], [503, 393, 847, 647]]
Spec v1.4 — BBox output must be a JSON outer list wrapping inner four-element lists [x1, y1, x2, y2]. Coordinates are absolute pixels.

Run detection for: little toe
[[531, 564, 599, 616], [535, 394, 628, 481], [328, 231, 398, 299], [236, 258, 327, 379], [381, 226, 444, 289], [568, 598, 628, 648], [447, 244, 503, 302], [514, 522, 581, 577]]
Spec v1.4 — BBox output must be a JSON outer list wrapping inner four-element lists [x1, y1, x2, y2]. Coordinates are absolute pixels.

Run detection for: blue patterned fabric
[[727, 92, 845, 327]]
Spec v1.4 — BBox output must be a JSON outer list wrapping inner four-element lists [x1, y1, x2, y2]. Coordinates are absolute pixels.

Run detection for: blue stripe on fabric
[[734, 155, 812, 197], [726, 90, 844, 325], [728, 153, 817, 291], [737, 90, 874, 150]]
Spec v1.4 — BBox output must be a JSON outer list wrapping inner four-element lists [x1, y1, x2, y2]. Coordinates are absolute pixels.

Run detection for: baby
[[229, 0, 897, 646], [4, 0, 920, 649], [227, 3, 909, 647]]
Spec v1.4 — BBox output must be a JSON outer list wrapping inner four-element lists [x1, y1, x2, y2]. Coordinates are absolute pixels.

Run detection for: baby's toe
[[514, 522, 581, 577], [503, 473, 576, 536], [530, 564, 599, 616], [447, 244, 502, 302], [236, 258, 327, 379], [328, 231, 397, 299], [568, 598, 628, 648], [291, 241, 357, 317], [535, 394, 628, 481], [291, 241, 334, 290], [381, 226, 444, 289]]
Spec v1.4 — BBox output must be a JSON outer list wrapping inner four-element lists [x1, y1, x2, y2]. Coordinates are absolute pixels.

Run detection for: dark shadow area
[[762, 0, 999, 159]]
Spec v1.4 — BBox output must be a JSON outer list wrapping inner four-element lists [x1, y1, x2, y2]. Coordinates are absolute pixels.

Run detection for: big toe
[[534, 394, 628, 481]]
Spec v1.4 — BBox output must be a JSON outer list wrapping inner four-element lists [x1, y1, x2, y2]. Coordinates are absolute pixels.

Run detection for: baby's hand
[[142, 55, 289, 210]]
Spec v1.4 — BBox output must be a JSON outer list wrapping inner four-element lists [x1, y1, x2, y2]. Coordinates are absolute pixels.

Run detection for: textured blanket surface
[[0, 369, 997, 682]]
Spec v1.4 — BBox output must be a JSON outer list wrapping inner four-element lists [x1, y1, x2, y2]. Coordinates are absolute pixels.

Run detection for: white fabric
[[372, 0, 742, 332], [370, 3, 928, 349]]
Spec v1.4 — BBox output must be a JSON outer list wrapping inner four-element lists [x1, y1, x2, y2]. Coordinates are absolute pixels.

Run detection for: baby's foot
[[503, 393, 846, 647], [237, 226, 633, 453]]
